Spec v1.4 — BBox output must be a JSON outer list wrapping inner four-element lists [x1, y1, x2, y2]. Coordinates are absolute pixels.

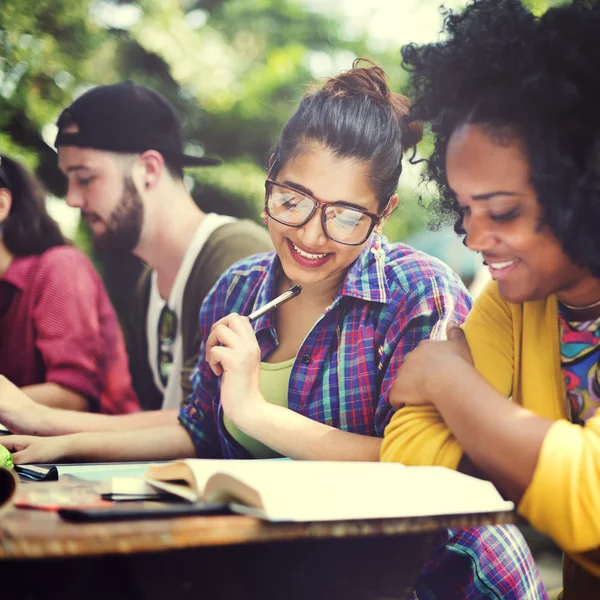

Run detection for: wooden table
[[0, 481, 514, 600]]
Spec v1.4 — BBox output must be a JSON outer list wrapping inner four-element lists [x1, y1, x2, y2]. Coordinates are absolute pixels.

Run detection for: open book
[[144, 460, 514, 522]]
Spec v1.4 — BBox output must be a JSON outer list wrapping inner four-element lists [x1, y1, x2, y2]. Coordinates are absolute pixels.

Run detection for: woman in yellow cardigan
[[381, 0, 600, 597]]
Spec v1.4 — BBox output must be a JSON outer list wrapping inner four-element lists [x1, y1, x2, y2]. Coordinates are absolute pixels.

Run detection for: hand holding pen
[[206, 285, 302, 376], [205, 285, 302, 422]]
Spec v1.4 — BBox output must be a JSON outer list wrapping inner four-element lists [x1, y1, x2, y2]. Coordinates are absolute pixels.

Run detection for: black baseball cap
[[54, 82, 220, 167]]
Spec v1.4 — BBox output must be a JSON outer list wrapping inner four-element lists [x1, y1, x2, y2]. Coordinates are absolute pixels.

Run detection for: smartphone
[[58, 501, 229, 522]]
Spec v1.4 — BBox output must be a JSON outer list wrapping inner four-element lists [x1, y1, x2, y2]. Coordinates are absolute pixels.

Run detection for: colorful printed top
[[558, 305, 600, 425], [178, 235, 471, 458]]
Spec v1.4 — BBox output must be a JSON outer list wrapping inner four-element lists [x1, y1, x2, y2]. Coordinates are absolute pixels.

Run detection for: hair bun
[[322, 58, 391, 106], [323, 58, 424, 152]]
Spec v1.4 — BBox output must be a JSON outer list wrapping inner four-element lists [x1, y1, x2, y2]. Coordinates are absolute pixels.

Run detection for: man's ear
[[139, 150, 165, 190], [0, 188, 13, 223]]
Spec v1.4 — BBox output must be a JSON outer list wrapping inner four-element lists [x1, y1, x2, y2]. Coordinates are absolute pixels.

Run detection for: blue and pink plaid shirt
[[178, 235, 546, 599], [179, 235, 471, 457]]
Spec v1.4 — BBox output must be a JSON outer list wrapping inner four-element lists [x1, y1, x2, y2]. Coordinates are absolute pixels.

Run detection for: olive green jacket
[[126, 219, 272, 410]]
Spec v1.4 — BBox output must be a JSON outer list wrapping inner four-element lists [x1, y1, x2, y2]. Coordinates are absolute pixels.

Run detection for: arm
[[0, 375, 176, 435], [391, 324, 600, 554], [428, 355, 553, 500], [21, 383, 89, 412], [381, 280, 514, 467], [207, 314, 382, 461], [427, 351, 600, 554], [235, 402, 382, 461], [3, 422, 196, 464], [29, 249, 108, 410]]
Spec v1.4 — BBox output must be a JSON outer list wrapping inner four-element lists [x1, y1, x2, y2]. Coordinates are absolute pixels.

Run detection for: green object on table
[[0, 444, 13, 470]]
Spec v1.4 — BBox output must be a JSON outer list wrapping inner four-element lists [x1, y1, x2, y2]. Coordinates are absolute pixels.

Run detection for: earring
[[371, 227, 385, 263], [260, 211, 268, 225], [371, 226, 386, 290]]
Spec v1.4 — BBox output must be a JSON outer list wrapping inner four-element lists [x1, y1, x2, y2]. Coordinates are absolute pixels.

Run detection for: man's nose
[[64, 184, 83, 209]]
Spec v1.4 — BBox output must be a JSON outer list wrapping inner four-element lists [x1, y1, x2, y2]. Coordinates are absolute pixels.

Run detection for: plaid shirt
[[179, 235, 471, 457], [179, 235, 545, 598], [414, 525, 547, 599]]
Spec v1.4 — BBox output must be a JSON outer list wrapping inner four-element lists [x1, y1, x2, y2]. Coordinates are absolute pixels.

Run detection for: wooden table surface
[[0, 479, 516, 600], [0, 475, 517, 560], [0, 501, 514, 559]]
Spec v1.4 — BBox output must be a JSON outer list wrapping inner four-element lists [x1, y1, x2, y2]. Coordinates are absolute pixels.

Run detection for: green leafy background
[[0, 0, 563, 311]]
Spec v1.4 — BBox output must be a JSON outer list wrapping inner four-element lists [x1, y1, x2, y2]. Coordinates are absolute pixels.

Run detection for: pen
[[247, 285, 302, 323]]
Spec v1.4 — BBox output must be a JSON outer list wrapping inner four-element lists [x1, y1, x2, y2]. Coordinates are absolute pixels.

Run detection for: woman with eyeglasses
[[381, 0, 600, 596], [5, 62, 470, 463], [0, 154, 138, 415], [3, 61, 545, 599]]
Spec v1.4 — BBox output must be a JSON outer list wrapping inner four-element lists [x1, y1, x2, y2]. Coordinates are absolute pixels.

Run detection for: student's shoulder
[[384, 242, 467, 296], [208, 218, 272, 251], [201, 252, 275, 318], [35, 245, 98, 280], [212, 251, 275, 292]]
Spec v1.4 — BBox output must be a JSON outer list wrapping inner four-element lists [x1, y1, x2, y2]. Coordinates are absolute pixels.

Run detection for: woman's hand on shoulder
[[205, 313, 263, 422], [390, 323, 474, 408]]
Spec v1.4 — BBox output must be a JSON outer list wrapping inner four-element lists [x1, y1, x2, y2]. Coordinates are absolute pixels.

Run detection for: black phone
[[58, 501, 229, 523]]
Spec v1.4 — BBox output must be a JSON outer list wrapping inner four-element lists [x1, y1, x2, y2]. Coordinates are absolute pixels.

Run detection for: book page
[[146, 459, 243, 495], [99, 477, 164, 501], [188, 461, 514, 522]]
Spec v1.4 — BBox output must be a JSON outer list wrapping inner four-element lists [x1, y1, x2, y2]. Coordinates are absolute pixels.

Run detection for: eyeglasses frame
[[264, 178, 388, 247]]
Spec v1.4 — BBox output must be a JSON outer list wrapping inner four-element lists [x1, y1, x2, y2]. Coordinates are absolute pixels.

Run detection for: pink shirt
[[0, 246, 139, 414]]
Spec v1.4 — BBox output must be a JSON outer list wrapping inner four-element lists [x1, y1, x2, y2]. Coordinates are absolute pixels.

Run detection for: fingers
[[1, 436, 35, 464], [224, 313, 255, 337], [389, 377, 406, 410], [206, 324, 240, 375], [209, 323, 239, 349], [446, 321, 466, 341], [206, 313, 259, 376], [0, 435, 31, 453], [2, 435, 58, 465], [12, 447, 34, 465]]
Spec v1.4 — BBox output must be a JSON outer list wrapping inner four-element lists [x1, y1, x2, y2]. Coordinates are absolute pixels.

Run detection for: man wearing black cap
[[0, 82, 271, 435]]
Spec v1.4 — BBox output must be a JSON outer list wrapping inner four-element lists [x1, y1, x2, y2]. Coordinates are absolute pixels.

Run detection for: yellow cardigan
[[381, 281, 600, 576]]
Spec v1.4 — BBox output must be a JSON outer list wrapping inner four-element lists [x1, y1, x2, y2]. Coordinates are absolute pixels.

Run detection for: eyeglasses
[[264, 179, 383, 246], [157, 304, 178, 387]]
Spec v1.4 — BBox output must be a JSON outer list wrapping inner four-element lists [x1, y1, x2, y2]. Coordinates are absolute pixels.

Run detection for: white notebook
[[140, 459, 514, 522]]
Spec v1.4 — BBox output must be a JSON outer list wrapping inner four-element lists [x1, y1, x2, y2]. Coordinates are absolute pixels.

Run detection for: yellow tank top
[[223, 358, 294, 458]]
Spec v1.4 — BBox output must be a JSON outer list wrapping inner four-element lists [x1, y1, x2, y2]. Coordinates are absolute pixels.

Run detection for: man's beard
[[93, 177, 144, 254]]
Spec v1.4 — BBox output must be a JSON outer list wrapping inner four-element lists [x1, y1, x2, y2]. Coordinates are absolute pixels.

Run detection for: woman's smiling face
[[446, 123, 594, 304], [267, 146, 390, 291]]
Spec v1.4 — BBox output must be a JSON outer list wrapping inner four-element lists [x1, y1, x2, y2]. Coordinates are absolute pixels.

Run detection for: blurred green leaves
[[1, 0, 452, 247]]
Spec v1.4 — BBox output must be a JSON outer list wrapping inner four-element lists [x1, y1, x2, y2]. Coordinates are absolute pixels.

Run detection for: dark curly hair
[[402, 0, 600, 277]]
